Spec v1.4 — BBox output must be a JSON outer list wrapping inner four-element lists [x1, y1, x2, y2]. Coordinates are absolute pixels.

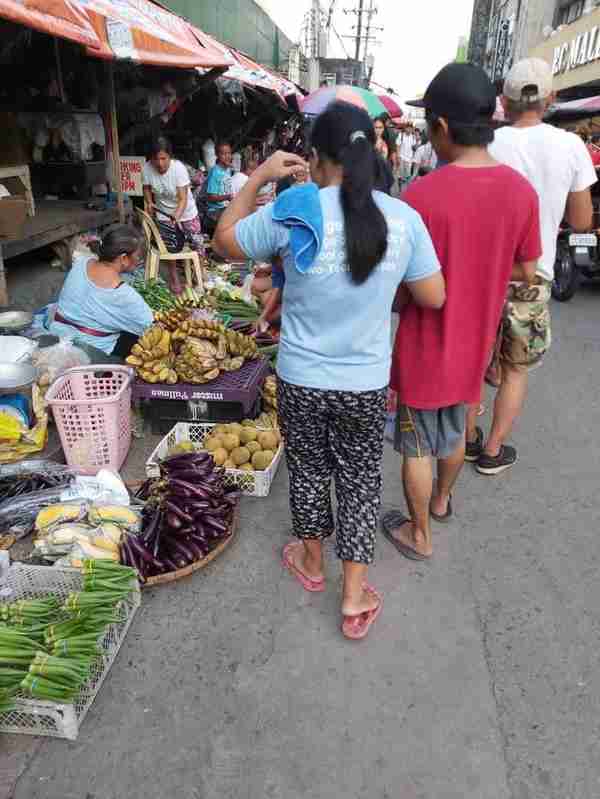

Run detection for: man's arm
[[406, 273, 446, 309], [565, 189, 593, 232], [511, 260, 537, 284]]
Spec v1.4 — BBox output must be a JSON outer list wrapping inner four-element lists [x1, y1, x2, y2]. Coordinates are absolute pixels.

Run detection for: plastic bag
[[60, 469, 130, 506], [31, 339, 91, 390], [0, 386, 48, 464], [0, 487, 73, 540]]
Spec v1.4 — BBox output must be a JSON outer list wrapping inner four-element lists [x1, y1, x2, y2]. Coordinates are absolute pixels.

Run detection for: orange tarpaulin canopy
[[79, 0, 234, 68], [0, 0, 234, 69], [0, 0, 100, 48]]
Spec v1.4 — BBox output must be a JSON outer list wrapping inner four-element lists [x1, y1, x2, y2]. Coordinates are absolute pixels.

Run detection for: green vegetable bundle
[[0, 560, 137, 711], [132, 279, 178, 312]]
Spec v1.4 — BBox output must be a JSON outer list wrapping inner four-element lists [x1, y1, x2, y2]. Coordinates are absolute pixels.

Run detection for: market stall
[[0, 3, 233, 306]]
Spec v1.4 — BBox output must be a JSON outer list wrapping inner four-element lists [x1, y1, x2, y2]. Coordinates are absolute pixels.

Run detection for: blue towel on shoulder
[[272, 183, 324, 274]]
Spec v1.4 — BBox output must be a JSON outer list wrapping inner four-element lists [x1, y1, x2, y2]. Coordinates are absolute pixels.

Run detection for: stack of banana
[[127, 319, 260, 385], [126, 327, 178, 385], [173, 286, 205, 310], [262, 375, 278, 412], [154, 308, 189, 332]]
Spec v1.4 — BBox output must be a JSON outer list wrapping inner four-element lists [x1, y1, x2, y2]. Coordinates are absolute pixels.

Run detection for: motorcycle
[[552, 226, 599, 302]]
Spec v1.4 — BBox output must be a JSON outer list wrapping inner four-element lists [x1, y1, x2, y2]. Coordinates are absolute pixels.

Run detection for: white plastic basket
[[146, 422, 283, 498], [0, 563, 140, 740]]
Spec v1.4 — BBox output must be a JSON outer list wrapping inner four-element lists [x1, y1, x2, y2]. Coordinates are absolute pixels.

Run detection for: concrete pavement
[[3, 282, 600, 799]]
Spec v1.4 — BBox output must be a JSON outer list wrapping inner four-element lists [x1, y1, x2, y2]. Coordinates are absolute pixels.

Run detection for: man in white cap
[[465, 57, 596, 475]]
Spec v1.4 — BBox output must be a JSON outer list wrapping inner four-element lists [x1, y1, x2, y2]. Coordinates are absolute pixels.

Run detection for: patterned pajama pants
[[178, 216, 205, 255], [278, 379, 387, 565]]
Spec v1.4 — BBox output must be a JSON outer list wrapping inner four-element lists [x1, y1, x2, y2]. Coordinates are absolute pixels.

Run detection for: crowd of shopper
[[214, 56, 596, 642]]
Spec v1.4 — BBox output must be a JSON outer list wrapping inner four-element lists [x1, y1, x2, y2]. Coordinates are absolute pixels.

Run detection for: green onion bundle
[[0, 597, 60, 625], [0, 561, 136, 711]]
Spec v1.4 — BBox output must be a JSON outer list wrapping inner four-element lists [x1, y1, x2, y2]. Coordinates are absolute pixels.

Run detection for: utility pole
[[354, 0, 364, 61], [344, 0, 381, 74]]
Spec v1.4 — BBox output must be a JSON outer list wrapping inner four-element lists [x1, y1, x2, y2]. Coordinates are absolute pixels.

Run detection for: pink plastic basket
[[46, 366, 133, 475]]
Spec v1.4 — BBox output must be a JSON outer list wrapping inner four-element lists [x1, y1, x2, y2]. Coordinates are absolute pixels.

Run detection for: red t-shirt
[[587, 145, 600, 167], [390, 164, 542, 409]]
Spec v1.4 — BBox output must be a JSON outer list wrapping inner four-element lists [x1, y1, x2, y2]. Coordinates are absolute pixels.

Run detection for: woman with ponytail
[[214, 101, 445, 640]]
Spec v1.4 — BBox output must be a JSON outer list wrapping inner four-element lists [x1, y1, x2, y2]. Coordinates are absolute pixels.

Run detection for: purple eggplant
[[166, 512, 183, 531], [186, 540, 206, 561], [169, 479, 216, 500], [166, 469, 213, 483], [164, 501, 193, 525], [188, 501, 211, 513], [204, 515, 229, 535], [142, 508, 161, 548], [129, 535, 164, 569], [168, 538, 196, 564], [161, 558, 179, 573], [119, 541, 131, 568]]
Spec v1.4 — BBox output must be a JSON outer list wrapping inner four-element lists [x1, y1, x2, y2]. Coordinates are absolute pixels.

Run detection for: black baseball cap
[[417, 63, 496, 125]]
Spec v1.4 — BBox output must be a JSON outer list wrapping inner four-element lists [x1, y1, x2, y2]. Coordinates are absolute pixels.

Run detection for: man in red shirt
[[382, 63, 542, 561]]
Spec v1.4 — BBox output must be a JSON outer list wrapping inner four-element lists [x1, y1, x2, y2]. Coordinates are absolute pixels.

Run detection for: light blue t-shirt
[[206, 164, 233, 213], [235, 186, 441, 392], [50, 255, 154, 354]]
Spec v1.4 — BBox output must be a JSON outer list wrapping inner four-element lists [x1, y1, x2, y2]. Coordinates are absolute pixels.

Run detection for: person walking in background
[[382, 63, 542, 562], [466, 58, 596, 475], [214, 102, 444, 639], [205, 141, 234, 233], [413, 131, 438, 177], [399, 126, 416, 185], [142, 136, 205, 294], [374, 116, 391, 159]]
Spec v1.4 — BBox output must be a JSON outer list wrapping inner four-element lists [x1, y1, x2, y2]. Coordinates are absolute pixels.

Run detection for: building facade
[[468, 0, 600, 96], [161, 0, 294, 70]]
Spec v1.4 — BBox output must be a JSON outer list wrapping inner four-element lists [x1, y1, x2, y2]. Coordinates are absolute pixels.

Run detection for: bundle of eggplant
[[122, 452, 239, 581]]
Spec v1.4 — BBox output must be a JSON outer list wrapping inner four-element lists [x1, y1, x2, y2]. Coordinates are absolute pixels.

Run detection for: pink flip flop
[[342, 585, 383, 641], [282, 542, 326, 593]]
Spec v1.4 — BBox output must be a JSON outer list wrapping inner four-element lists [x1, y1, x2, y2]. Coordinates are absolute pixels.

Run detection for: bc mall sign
[[552, 25, 600, 75]]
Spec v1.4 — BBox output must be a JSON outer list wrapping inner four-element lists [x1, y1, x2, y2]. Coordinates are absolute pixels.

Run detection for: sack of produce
[[87, 505, 140, 532], [35, 503, 87, 533]]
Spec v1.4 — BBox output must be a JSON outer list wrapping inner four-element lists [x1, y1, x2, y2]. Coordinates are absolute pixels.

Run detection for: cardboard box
[[0, 196, 27, 239]]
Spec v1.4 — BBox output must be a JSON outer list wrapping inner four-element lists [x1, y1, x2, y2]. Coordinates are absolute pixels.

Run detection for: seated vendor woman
[[50, 225, 153, 358]]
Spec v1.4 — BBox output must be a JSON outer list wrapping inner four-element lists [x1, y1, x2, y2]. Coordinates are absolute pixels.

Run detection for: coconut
[[212, 448, 228, 467], [231, 447, 251, 466], [221, 434, 240, 452], [240, 427, 258, 445]]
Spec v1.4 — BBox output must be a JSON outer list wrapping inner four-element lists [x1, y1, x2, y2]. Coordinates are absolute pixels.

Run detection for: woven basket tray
[[143, 506, 239, 588]]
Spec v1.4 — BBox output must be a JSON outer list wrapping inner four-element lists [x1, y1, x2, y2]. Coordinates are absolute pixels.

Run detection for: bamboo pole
[[107, 61, 125, 224]]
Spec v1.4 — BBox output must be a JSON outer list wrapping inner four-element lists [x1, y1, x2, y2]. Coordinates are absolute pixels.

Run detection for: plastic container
[[46, 366, 133, 475], [146, 421, 284, 497], [0, 564, 140, 740]]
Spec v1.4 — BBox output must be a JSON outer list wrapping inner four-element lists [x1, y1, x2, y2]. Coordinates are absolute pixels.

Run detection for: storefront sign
[[531, 8, 600, 92], [118, 156, 144, 196], [552, 26, 600, 75]]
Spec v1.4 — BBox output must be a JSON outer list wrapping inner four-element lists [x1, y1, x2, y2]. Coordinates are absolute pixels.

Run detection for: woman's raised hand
[[255, 151, 309, 185]]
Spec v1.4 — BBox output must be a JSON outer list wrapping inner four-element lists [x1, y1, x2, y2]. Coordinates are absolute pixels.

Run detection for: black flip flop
[[381, 511, 431, 562], [430, 495, 452, 524]]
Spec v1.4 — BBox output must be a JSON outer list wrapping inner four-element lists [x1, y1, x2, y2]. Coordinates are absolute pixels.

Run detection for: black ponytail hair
[[311, 101, 388, 285], [89, 224, 144, 262]]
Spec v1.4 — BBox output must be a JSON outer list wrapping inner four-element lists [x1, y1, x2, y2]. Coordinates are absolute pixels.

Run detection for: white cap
[[504, 58, 553, 103]]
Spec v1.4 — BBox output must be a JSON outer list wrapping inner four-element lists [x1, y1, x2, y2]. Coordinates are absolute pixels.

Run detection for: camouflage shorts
[[493, 280, 552, 370]]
